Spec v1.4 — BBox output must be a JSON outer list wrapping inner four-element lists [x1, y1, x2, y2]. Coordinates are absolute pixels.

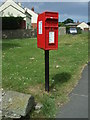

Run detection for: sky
[[0, 1, 89, 22], [21, 2, 88, 22]]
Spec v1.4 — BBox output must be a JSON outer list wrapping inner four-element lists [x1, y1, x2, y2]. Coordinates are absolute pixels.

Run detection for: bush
[[66, 26, 70, 34], [42, 95, 56, 117], [77, 27, 82, 34]]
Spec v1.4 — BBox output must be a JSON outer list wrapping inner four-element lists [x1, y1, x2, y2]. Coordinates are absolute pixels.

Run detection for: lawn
[[2, 33, 88, 118]]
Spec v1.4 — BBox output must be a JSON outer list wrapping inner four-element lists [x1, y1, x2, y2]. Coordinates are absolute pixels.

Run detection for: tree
[[87, 22, 90, 25], [63, 18, 74, 24], [58, 22, 65, 27]]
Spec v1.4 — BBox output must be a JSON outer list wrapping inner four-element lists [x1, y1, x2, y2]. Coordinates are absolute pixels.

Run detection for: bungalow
[[65, 22, 90, 31], [77, 22, 90, 31]]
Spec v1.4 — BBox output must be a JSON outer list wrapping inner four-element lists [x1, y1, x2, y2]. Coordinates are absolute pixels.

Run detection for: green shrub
[[42, 95, 56, 117], [77, 27, 82, 34], [66, 26, 70, 33]]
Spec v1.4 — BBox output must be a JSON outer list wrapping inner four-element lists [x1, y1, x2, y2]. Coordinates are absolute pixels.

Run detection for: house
[[0, 0, 31, 30], [65, 22, 79, 33], [65, 21, 90, 33], [24, 7, 38, 30], [0, 0, 32, 30], [77, 22, 90, 31]]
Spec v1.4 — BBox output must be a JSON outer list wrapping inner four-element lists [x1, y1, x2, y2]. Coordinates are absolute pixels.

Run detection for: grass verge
[[2, 33, 88, 118]]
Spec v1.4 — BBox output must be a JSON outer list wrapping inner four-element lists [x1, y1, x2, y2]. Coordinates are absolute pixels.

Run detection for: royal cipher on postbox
[[37, 11, 58, 50]]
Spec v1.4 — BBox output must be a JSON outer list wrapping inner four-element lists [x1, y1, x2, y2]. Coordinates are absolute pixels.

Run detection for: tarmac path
[[56, 64, 88, 118]]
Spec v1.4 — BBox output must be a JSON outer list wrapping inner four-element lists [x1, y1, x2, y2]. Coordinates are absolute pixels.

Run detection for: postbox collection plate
[[49, 31, 54, 44]]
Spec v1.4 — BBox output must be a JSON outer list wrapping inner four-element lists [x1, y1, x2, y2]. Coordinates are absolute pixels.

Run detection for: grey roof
[[65, 23, 79, 26]]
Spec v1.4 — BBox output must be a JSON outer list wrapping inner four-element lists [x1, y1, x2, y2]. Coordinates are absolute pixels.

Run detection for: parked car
[[68, 28, 77, 34]]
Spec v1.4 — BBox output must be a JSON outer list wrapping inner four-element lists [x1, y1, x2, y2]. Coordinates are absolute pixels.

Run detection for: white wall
[[0, 0, 25, 14], [0, 5, 26, 17], [24, 7, 38, 23], [77, 22, 89, 30], [26, 13, 31, 29]]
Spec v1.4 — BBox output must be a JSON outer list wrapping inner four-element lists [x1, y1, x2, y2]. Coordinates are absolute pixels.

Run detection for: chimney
[[31, 7, 34, 11]]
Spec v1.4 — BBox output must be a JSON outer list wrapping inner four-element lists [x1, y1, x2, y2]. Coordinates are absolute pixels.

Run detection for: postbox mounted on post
[[37, 11, 59, 92], [37, 11, 58, 50]]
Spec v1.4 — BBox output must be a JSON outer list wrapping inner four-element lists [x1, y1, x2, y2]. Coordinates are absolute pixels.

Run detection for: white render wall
[[0, 0, 25, 14], [0, 5, 26, 17], [77, 22, 89, 30], [24, 7, 38, 23], [26, 14, 31, 29]]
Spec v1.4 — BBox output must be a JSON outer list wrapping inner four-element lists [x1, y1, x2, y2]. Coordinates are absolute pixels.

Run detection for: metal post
[[45, 50, 49, 92]]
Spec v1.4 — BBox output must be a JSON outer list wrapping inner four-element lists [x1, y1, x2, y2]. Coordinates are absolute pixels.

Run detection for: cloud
[[0, 0, 89, 2], [60, 13, 88, 22], [22, 2, 88, 22], [21, 0, 89, 2], [0, 1, 88, 22], [62, 0, 89, 1]]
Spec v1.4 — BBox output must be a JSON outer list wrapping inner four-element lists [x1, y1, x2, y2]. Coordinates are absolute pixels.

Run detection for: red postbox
[[37, 11, 58, 50], [37, 11, 59, 92]]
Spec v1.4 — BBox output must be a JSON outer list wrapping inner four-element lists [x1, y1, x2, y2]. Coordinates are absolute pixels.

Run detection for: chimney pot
[[31, 7, 34, 11]]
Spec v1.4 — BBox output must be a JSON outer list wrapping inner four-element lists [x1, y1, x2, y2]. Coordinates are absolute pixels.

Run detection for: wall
[[77, 22, 89, 30], [26, 13, 31, 29], [2, 29, 36, 39], [0, 5, 26, 18], [24, 8, 38, 23], [0, 0, 25, 17], [59, 27, 66, 35], [31, 23, 37, 30]]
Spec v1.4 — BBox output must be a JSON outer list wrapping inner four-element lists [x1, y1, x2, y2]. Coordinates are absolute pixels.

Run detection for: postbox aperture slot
[[45, 17, 58, 20]]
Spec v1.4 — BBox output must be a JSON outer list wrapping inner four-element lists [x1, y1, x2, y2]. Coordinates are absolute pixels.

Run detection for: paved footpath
[[56, 64, 88, 118]]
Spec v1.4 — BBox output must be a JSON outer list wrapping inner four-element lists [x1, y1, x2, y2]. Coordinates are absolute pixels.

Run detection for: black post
[[45, 50, 49, 92]]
